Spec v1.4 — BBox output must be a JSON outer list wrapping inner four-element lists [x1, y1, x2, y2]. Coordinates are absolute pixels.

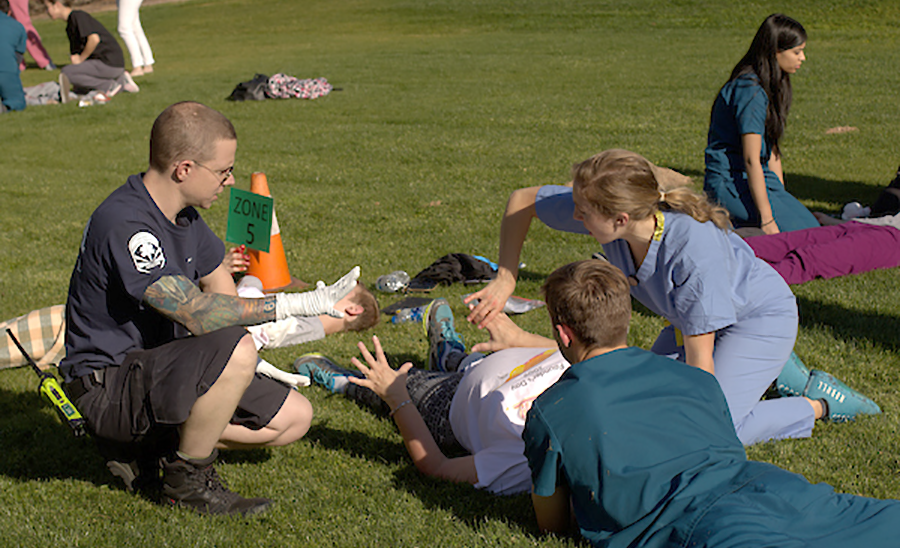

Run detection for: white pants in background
[[117, 0, 154, 68]]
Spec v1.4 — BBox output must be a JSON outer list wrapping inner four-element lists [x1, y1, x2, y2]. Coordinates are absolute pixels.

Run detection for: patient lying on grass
[[0, 248, 379, 381], [293, 297, 570, 495]]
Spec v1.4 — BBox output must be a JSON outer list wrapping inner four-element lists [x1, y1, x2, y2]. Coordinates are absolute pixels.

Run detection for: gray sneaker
[[424, 298, 466, 371], [120, 71, 140, 93], [162, 449, 272, 516], [293, 353, 358, 393]]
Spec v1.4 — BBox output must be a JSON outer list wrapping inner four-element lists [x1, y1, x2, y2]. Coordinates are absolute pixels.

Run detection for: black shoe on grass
[[162, 449, 272, 516]]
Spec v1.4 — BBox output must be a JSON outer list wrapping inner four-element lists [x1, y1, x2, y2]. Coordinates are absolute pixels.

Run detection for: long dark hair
[[727, 14, 806, 156]]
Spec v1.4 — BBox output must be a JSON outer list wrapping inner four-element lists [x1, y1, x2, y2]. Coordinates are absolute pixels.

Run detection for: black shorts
[[73, 326, 290, 443]]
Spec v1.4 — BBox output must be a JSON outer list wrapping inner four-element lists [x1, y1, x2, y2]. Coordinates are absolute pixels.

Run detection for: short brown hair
[[541, 260, 631, 350], [345, 284, 379, 332], [149, 101, 236, 172]]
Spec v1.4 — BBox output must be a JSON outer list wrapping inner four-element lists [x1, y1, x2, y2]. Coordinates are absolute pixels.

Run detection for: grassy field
[[2, 0, 900, 546]]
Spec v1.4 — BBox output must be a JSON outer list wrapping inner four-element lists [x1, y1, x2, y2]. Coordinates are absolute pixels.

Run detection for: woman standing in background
[[9, 0, 55, 70], [118, 0, 154, 76]]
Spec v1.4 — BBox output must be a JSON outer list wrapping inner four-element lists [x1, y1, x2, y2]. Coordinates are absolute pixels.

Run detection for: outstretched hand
[[350, 335, 413, 408], [470, 311, 529, 353], [464, 270, 516, 328]]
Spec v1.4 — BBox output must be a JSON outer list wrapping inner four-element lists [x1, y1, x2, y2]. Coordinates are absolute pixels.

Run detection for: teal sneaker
[[293, 353, 357, 394], [803, 370, 882, 422], [424, 298, 466, 371], [776, 352, 811, 397]]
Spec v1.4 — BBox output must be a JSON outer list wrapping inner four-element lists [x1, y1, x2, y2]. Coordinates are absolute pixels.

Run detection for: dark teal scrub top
[[704, 74, 818, 232]]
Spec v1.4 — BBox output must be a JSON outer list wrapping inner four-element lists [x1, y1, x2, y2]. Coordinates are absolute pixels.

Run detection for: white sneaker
[[121, 72, 140, 93], [106, 83, 123, 98]]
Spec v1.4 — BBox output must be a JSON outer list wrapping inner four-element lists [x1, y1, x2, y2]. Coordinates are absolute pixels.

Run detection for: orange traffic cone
[[245, 172, 308, 292]]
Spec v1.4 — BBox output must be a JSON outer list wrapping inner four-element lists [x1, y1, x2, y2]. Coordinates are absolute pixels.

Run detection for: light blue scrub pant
[[651, 314, 815, 446]]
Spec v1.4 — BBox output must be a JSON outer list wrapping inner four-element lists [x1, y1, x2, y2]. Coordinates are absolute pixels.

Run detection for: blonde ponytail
[[573, 149, 731, 231]]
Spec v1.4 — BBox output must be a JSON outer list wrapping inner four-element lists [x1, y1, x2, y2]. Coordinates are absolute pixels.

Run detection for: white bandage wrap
[[275, 266, 360, 320], [256, 359, 310, 388]]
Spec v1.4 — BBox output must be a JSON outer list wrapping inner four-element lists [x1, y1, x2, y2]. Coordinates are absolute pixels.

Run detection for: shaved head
[[149, 102, 236, 172]]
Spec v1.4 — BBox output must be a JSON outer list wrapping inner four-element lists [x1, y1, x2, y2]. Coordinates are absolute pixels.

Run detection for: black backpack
[[869, 165, 900, 218], [226, 74, 269, 101]]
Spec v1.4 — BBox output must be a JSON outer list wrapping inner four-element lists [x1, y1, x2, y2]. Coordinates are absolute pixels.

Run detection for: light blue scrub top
[[533, 185, 795, 336]]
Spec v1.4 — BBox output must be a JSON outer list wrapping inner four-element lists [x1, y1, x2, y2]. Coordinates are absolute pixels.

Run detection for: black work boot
[[161, 449, 272, 516], [94, 436, 164, 497]]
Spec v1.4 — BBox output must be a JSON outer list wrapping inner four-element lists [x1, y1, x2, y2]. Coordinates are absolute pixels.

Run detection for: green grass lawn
[[3, 0, 900, 545]]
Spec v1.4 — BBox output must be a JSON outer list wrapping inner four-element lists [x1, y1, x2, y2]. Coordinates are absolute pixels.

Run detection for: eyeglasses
[[193, 160, 234, 183]]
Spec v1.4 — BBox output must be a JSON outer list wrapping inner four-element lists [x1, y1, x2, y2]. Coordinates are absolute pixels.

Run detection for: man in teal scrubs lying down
[[514, 259, 899, 547]]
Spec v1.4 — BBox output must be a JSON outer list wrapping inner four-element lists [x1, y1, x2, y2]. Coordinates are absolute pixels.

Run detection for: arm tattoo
[[143, 274, 277, 335]]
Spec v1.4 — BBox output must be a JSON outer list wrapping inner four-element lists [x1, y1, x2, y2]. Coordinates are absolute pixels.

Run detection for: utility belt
[[65, 368, 106, 401]]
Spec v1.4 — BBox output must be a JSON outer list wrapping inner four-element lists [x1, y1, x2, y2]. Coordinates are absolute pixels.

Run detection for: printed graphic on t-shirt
[[505, 349, 567, 421], [128, 231, 166, 273], [505, 348, 556, 382]]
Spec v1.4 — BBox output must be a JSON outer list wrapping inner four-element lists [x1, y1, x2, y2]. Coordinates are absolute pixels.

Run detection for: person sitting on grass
[[60, 100, 360, 516], [293, 297, 571, 495], [43, 0, 138, 102], [0, 0, 26, 113], [523, 259, 900, 547]]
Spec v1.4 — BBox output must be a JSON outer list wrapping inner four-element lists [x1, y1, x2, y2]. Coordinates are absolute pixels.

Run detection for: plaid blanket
[[1, 306, 66, 371]]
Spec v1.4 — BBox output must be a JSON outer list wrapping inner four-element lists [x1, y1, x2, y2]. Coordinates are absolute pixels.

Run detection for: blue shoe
[[292, 353, 357, 394], [803, 370, 881, 422], [424, 298, 466, 371], [776, 352, 811, 397]]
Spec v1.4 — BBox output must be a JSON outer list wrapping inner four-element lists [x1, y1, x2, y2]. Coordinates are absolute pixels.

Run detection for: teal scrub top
[[0, 12, 26, 74], [702, 74, 819, 231], [524, 347, 746, 547], [524, 347, 900, 547], [704, 74, 771, 184]]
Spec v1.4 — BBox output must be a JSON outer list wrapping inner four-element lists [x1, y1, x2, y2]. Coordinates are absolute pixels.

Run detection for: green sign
[[226, 188, 273, 252]]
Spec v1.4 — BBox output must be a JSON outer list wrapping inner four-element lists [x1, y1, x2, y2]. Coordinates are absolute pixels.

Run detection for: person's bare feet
[[143, 64, 154, 74], [130, 66, 145, 77]]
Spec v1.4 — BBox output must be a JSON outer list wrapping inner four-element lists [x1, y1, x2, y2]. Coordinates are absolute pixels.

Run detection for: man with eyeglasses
[[59, 101, 360, 516]]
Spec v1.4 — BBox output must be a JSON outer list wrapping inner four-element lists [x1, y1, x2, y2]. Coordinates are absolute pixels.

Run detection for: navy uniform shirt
[[60, 174, 224, 381]]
